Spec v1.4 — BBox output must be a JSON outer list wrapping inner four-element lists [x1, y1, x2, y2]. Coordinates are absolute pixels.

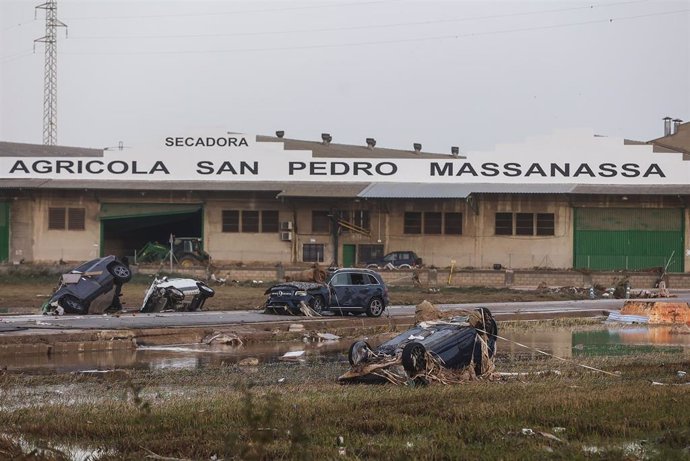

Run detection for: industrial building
[[0, 119, 688, 272]]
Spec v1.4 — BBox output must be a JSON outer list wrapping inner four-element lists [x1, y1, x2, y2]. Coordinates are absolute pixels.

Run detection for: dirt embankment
[[0, 277, 588, 314]]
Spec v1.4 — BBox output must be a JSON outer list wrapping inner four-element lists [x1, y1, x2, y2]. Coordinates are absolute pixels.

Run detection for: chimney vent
[[663, 117, 672, 136], [321, 133, 332, 145], [366, 138, 376, 149], [413, 143, 422, 153], [672, 119, 683, 135], [276, 130, 285, 138], [451, 146, 459, 157]]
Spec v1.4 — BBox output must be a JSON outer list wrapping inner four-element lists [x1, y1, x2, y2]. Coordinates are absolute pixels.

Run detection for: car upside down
[[339, 307, 498, 385]]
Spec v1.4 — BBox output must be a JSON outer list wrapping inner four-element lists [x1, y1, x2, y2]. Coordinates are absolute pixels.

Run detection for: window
[[445, 212, 462, 235], [515, 213, 533, 236], [537, 213, 555, 236], [424, 212, 442, 234], [350, 272, 367, 285], [223, 210, 280, 233], [303, 243, 325, 262], [242, 211, 259, 232], [495, 212, 555, 236], [404, 212, 422, 234], [261, 210, 279, 233], [358, 244, 384, 264], [312, 210, 330, 233], [48, 207, 85, 230], [330, 272, 348, 286], [222, 210, 239, 232], [495, 213, 513, 235], [334, 210, 371, 233]]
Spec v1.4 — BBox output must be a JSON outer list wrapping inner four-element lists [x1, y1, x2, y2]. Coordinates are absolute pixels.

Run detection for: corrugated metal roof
[[256, 135, 455, 159], [358, 183, 575, 198], [0, 179, 288, 191], [569, 184, 690, 195], [277, 183, 369, 197], [0, 141, 102, 157]]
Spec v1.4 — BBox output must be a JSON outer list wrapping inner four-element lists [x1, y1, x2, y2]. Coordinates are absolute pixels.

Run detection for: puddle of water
[[2, 326, 689, 373]]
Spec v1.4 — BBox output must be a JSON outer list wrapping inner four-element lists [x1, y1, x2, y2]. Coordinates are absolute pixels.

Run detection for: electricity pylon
[[34, 0, 67, 146]]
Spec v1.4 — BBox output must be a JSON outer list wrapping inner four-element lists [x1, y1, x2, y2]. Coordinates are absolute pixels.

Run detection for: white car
[[140, 276, 215, 313]]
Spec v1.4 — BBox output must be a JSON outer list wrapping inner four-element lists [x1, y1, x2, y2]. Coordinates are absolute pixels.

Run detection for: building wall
[[32, 194, 101, 262], [5, 190, 690, 273]]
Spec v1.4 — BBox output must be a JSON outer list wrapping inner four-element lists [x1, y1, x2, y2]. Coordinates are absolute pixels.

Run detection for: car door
[[330, 272, 356, 307]]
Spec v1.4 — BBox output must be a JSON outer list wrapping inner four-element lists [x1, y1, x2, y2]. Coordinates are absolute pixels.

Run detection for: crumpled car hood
[[264, 282, 323, 294]]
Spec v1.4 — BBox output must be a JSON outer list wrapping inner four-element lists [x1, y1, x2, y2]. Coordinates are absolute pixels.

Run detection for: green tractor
[[136, 237, 210, 268]]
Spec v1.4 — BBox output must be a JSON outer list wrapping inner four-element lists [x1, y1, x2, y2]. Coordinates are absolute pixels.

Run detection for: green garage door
[[574, 208, 684, 272], [0, 203, 8, 262]]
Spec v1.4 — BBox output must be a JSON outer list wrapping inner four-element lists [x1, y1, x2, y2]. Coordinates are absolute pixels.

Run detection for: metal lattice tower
[[34, 0, 67, 146]]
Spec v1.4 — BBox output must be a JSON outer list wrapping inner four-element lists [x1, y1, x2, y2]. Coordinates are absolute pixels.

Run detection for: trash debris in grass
[[280, 350, 306, 362], [203, 332, 243, 346], [238, 357, 259, 366]]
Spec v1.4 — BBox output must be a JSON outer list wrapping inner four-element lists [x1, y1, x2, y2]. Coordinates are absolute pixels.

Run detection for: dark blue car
[[344, 308, 498, 381], [365, 251, 422, 269], [264, 268, 389, 317]]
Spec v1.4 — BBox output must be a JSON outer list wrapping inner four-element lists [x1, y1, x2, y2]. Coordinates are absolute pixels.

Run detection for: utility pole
[[34, 0, 67, 146]]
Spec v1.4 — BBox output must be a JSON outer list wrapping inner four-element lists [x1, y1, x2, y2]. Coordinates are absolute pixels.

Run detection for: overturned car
[[140, 276, 215, 313], [42, 255, 132, 315], [339, 307, 498, 384]]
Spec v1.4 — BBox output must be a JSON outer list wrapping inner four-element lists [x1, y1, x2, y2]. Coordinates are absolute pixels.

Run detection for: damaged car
[[264, 268, 389, 317], [339, 307, 498, 384], [140, 276, 215, 313], [42, 255, 132, 315]]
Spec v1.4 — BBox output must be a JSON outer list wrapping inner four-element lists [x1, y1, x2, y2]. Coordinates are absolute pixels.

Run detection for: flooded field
[[3, 324, 689, 373]]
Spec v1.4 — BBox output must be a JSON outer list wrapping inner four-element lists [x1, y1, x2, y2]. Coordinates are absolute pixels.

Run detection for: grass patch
[[1, 351, 689, 460]]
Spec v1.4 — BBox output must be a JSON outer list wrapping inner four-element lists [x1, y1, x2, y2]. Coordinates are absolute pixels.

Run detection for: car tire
[[166, 287, 185, 301], [197, 282, 215, 298], [348, 340, 372, 366], [401, 341, 427, 376], [366, 264, 379, 269], [365, 297, 385, 317], [108, 263, 132, 283], [60, 295, 86, 314], [309, 295, 325, 315], [398, 264, 412, 270]]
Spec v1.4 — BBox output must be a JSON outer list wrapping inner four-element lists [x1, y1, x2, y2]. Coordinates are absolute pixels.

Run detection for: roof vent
[[366, 138, 376, 149], [451, 146, 459, 157], [275, 130, 285, 138], [321, 133, 332, 145], [663, 117, 672, 136], [672, 119, 683, 135], [413, 143, 422, 153]]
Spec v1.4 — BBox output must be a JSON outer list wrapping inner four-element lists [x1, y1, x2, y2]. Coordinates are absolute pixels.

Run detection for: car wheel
[[166, 287, 185, 301], [366, 264, 379, 269], [197, 282, 215, 297], [365, 297, 384, 317], [398, 264, 412, 270], [309, 295, 325, 315], [108, 263, 132, 283], [401, 341, 427, 376], [179, 256, 196, 268], [348, 340, 372, 366], [59, 295, 86, 314]]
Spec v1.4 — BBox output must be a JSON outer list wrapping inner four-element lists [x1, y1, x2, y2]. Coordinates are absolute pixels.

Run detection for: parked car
[[342, 308, 498, 382], [42, 255, 132, 315], [264, 268, 389, 317], [140, 276, 215, 312], [365, 251, 422, 269]]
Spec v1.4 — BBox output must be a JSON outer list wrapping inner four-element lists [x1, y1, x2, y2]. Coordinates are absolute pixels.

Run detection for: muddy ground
[[0, 273, 588, 313]]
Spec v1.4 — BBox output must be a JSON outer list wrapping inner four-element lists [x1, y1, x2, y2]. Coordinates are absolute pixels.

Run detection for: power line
[[56, 8, 689, 57], [69, 0, 651, 41], [61, 0, 391, 21]]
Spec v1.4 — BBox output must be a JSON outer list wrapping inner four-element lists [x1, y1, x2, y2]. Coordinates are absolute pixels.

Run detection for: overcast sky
[[1, 0, 688, 153]]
